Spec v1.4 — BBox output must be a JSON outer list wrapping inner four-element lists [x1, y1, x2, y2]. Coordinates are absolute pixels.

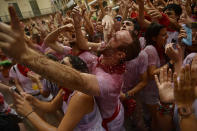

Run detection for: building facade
[[0, 0, 55, 22]]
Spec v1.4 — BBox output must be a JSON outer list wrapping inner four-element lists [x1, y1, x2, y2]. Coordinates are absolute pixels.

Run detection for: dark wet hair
[[145, 22, 165, 46], [124, 18, 140, 31], [163, 4, 182, 17], [63, 55, 89, 73], [145, 23, 170, 62], [46, 53, 58, 61], [118, 31, 141, 61]]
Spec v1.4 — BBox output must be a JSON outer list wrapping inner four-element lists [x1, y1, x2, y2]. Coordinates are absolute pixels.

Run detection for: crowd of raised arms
[[0, 0, 196, 131]]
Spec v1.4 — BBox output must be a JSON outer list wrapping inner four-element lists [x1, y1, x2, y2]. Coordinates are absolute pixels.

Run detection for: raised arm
[[80, 5, 95, 37], [122, 0, 132, 21], [0, 6, 100, 96], [72, 9, 101, 51], [44, 24, 74, 54], [137, 0, 151, 29], [165, 42, 184, 75], [97, 0, 106, 20]]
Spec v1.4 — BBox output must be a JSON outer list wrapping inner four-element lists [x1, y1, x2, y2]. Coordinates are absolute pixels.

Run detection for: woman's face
[[63, 37, 70, 46], [58, 35, 63, 43], [62, 57, 72, 67], [155, 28, 168, 47]]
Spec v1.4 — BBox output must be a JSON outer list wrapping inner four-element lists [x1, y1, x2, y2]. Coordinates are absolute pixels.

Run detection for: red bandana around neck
[[61, 87, 73, 102], [97, 58, 126, 74], [17, 64, 30, 77]]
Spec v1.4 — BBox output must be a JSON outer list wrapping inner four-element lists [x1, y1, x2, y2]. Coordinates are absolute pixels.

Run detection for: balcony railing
[[0, 7, 56, 23]]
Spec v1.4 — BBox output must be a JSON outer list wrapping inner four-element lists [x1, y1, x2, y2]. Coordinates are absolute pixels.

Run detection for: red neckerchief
[[61, 87, 73, 102], [122, 98, 136, 116], [17, 64, 30, 77], [0, 95, 4, 105], [158, 13, 170, 28], [97, 58, 126, 74]]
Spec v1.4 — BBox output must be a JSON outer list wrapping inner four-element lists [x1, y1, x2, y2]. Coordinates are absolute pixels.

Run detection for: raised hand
[[178, 12, 193, 25], [63, 17, 74, 25], [0, 6, 29, 61], [173, 65, 196, 107], [165, 43, 183, 63], [102, 15, 114, 35], [155, 67, 174, 103], [96, 21, 103, 33], [131, 1, 139, 11], [146, 9, 162, 19], [59, 24, 74, 32], [44, 23, 74, 44], [178, 27, 187, 43], [72, 8, 83, 29]]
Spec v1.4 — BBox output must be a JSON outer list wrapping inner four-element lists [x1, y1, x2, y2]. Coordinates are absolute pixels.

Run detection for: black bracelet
[[25, 110, 34, 118]]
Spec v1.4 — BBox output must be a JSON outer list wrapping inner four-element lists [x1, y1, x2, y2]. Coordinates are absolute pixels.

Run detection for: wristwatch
[[178, 106, 194, 119]]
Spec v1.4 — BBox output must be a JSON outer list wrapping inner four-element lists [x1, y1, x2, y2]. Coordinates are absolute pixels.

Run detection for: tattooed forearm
[[21, 49, 88, 94]]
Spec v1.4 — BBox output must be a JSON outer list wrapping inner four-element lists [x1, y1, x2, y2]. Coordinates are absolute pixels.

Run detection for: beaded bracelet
[[25, 110, 34, 118], [158, 101, 174, 115]]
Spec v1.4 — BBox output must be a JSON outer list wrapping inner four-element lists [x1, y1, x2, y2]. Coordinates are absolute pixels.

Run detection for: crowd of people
[[0, 0, 196, 131]]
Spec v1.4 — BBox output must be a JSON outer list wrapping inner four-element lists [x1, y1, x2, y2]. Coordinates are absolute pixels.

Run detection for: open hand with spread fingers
[[155, 66, 174, 103], [0, 6, 29, 61], [173, 65, 196, 107], [102, 15, 114, 35]]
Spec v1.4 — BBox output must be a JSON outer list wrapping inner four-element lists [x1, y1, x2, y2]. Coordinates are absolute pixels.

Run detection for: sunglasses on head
[[115, 16, 122, 22]]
